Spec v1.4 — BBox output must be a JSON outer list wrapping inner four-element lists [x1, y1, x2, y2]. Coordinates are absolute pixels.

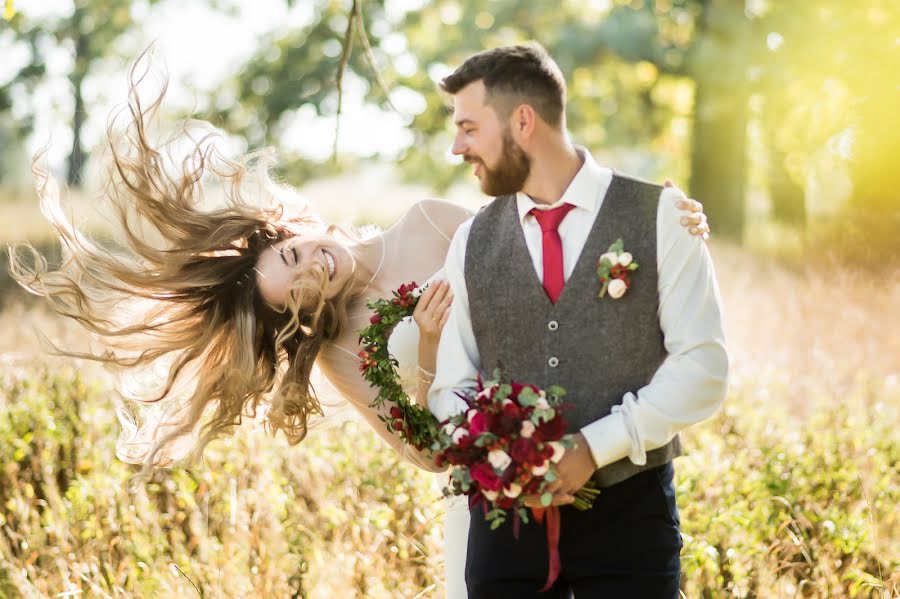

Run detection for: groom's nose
[[451, 133, 467, 156]]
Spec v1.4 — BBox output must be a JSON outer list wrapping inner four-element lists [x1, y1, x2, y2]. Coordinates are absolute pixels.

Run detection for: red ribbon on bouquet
[[531, 506, 562, 591]]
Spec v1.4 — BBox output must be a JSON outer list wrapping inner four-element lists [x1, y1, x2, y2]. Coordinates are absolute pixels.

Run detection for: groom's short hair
[[440, 42, 566, 128]]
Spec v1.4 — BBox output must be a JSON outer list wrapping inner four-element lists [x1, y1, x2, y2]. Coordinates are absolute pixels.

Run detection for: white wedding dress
[[387, 270, 470, 599]]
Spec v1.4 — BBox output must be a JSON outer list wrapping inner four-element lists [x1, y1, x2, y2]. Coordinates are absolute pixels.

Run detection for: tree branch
[[354, 0, 399, 114], [333, 0, 357, 162]]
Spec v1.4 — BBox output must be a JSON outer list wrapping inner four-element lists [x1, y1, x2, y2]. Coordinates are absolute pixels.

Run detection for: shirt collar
[[516, 147, 610, 224]]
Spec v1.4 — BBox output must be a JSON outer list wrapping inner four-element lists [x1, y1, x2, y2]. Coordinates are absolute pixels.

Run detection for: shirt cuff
[[579, 410, 634, 470]]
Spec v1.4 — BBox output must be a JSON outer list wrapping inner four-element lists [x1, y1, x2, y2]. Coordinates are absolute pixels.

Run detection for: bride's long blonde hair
[[9, 51, 359, 479]]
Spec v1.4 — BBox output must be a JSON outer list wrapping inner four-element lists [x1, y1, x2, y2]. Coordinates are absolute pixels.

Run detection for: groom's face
[[451, 80, 531, 196]]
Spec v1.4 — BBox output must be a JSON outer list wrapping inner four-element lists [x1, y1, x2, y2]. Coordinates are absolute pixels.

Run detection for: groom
[[428, 43, 729, 598]]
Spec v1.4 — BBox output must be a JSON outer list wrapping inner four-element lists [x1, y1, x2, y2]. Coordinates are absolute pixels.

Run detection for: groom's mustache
[[464, 156, 483, 166]]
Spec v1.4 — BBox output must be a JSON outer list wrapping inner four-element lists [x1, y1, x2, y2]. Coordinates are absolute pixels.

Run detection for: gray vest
[[464, 173, 681, 487]]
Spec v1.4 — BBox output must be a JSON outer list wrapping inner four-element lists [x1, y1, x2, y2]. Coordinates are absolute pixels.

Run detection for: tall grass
[[0, 241, 897, 598]]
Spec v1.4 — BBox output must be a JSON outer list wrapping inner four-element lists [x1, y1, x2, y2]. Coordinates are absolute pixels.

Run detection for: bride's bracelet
[[417, 365, 435, 384]]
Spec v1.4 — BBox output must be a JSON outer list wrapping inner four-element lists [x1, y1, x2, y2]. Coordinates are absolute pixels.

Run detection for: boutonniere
[[597, 239, 638, 299]]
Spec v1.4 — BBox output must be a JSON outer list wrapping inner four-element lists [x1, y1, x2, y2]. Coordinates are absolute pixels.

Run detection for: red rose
[[456, 433, 475, 449], [535, 415, 567, 442], [541, 444, 555, 460], [469, 412, 489, 437], [491, 412, 519, 438], [370, 314, 383, 324], [390, 406, 403, 420], [502, 401, 522, 420], [470, 462, 502, 491], [510, 382, 539, 398], [510, 437, 540, 466]]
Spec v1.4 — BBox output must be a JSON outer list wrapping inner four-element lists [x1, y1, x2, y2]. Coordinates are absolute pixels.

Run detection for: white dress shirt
[[428, 149, 729, 470]]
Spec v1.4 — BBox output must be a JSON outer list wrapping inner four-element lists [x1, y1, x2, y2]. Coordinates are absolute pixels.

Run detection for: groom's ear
[[511, 103, 537, 140]]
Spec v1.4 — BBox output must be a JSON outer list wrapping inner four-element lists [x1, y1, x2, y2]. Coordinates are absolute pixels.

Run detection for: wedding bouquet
[[432, 372, 600, 590]]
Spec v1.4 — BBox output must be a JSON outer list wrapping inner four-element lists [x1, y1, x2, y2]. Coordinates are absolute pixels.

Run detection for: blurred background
[[0, 1, 897, 597]]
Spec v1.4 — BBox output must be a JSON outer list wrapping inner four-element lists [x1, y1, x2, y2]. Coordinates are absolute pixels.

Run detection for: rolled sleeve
[[581, 186, 730, 468]]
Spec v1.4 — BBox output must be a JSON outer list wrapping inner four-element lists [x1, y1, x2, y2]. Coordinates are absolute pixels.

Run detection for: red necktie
[[530, 203, 576, 304]]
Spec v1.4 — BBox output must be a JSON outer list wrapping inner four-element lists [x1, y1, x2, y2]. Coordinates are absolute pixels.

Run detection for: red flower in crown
[[358, 280, 439, 451]]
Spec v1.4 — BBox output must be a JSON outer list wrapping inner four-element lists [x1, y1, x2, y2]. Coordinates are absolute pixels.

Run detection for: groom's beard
[[468, 131, 531, 197]]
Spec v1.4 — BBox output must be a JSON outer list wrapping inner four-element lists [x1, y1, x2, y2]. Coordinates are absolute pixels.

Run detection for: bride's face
[[255, 233, 354, 308]]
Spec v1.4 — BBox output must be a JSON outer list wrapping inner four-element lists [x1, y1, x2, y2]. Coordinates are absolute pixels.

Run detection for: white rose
[[452, 427, 469, 444], [503, 483, 522, 498], [501, 398, 514, 407], [531, 460, 550, 476], [466, 409, 478, 423], [520, 420, 536, 438], [482, 489, 499, 501], [487, 449, 512, 471], [442, 423, 456, 436], [549, 442, 566, 463], [607, 278, 628, 299], [535, 396, 550, 410], [617, 252, 633, 267], [600, 252, 619, 266]]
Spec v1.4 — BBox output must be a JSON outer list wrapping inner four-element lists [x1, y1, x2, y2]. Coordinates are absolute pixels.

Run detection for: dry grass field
[[0, 176, 897, 597]]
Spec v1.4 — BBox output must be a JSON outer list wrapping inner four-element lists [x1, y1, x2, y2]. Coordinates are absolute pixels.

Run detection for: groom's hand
[[523, 433, 597, 507]]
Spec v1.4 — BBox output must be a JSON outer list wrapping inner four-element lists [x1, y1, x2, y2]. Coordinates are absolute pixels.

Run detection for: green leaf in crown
[[357, 281, 439, 451]]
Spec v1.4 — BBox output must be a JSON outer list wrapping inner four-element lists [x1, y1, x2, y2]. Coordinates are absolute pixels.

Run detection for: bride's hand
[[664, 179, 710, 240], [413, 279, 454, 342]]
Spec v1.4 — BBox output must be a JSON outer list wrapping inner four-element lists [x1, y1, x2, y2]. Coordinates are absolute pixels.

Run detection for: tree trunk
[[764, 95, 805, 226], [767, 144, 806, 226], [66, 31, 88, 188], [687, 0, 749, 243], [689, 77, 748, 242], [67, 75, 85, 187]]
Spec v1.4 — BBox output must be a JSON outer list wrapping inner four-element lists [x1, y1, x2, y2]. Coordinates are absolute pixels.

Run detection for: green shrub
[[0, 366, 896, 598]]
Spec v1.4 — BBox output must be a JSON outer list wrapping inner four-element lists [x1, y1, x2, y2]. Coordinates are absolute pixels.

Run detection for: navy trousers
[[465, 462, 683, 599]]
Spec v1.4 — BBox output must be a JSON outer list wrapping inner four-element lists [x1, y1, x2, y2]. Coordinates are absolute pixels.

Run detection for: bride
[[10, 59, 710, 598]]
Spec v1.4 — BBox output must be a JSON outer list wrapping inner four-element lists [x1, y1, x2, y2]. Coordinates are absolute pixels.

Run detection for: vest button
[[548, 356, 559, 368], [548, 320, 559, 331]]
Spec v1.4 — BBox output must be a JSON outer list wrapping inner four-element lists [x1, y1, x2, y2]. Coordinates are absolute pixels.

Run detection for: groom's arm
[[427, 217, 479, 421], [580, 185, 730, 470]]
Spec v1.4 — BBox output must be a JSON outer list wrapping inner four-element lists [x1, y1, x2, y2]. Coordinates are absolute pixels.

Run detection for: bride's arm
[[411, 279, 454, 407], [316, 346, 446, 472]]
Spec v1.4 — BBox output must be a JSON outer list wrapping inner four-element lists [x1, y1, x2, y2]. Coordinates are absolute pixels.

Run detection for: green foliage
[[241, 0, 898, 244], [2, 0, 162, 186], [0, 365, 444, 597], [0, 358, 895, 596], [213, 0, 391, 149], [358, 281, 440, 451], [677, 374, 899, 598]]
